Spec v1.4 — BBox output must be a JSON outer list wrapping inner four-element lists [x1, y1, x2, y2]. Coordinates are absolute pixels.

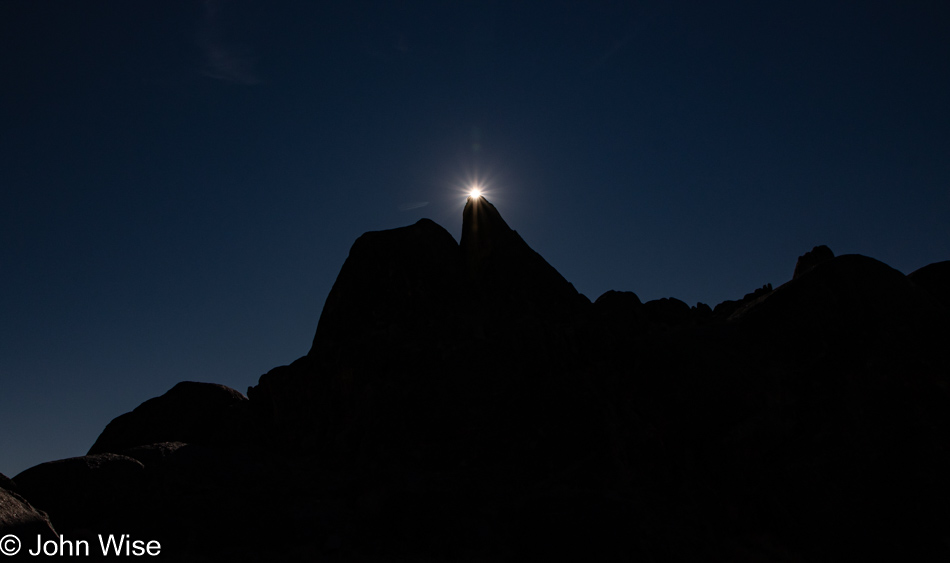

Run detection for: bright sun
[[469, 187, 482, 199]]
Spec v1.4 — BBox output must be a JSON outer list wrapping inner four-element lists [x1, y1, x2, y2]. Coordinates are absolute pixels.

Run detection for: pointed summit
[[459, 195, 585, 314], [460, 195, 517, 275]]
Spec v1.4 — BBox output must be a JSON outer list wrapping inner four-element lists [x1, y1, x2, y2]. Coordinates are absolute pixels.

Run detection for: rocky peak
[[459, 195, 584, 312], [908, 260, 950, 308], [459, 195, 516, 274], [308, 217, 462, 358], [13, 199, 950, 562], [793, 244, 834, 279]]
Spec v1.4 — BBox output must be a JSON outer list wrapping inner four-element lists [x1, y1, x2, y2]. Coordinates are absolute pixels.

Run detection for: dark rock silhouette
[[0, 474, 58, 542], [12, 454, 145, 536], [643, 296, 691, 327], [593, 290, 647, 335], [250, 197, 596, 474], [120, 441, 189, 467], [88, 381, 254, 455], [310, 217, 463, 359], [0, 473, 18, 495], [712, 282, 773, 319], [460, 196, 586, 315], [594, 289, 643, 314], [793, 244, 834, 279], [909, 259, 950, 307], [691, 301, 713, 320], [5, 197, 949, 561]]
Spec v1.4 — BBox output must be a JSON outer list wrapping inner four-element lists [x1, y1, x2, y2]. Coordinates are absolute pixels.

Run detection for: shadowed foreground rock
[[12, 454, 145, 538], [909, 259, 950, 307], [0, 474, 58, 543], [6, 197, 949, 561]]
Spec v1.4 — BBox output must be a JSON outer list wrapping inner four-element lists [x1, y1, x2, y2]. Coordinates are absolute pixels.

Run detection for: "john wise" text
[[27, 534, 161, 557]]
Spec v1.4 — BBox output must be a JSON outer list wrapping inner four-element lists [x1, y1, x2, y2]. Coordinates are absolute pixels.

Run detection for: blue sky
[[2, 0, 948, 477]]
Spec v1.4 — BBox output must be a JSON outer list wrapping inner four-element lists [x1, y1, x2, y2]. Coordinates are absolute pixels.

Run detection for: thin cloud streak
[[398, 201, 430, 211]]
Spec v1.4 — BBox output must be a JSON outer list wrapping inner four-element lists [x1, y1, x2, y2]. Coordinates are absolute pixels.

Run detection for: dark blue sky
[[2, 1, 948, 477]]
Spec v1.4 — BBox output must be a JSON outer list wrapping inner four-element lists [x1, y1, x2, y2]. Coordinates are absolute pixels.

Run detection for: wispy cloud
[[398, 201, 429, 211]]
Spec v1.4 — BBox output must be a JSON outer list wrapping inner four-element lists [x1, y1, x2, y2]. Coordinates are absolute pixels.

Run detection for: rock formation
[[4, 197, 948, 561], [88, 381, 254, 455], [793, 244, 834, 279], [12, 454, 145, 537], [909, 259, 950, 307], [0, 474, 57, 542]]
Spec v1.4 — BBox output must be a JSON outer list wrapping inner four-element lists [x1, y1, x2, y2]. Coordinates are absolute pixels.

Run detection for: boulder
[[121, 441, 189, 468], [12, 454, 145, 534], [309, 217, 465, 360], [88, 381, 252, 455], [908, 260, 950, 308], [594, 290, 644, 321], [252, 218, 465, 455], [0, 473, 58, 540], [643, 297, 691, 327], [0, 472, 18, 495]]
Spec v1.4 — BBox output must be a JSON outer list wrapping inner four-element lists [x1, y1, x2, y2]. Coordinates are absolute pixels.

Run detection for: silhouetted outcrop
[[311, 218, 464, 359], [643, 297, 691, 327], [733, 254, 939, 332], [460, 196, 586, 317], [6, 198, 949, 561], [711, 283, 773, 319], [909, 260, 950, 308], [13, 454, 145, 536], [593, 290, 646, 332], [0, 473, 18, 495], [0, 474, 58, 542], [691, 301, 713, 320], [88, 382, 253, 455], [594, 289, 643, 314], [120, 441, 193, 467], [793, 244, 834, 279], [250, 198, 598, 474], [250, 217, 469, 457]]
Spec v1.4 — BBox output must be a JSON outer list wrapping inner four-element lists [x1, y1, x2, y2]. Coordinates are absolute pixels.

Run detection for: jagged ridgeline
[[4, 198, 949, 561]]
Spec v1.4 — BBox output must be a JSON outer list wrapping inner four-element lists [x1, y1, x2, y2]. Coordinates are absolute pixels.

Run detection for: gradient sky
[[2, 1, 949, 477]]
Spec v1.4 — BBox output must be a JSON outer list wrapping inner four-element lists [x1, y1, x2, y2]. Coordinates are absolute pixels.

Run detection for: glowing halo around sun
[[451, 169, 503, 212]]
